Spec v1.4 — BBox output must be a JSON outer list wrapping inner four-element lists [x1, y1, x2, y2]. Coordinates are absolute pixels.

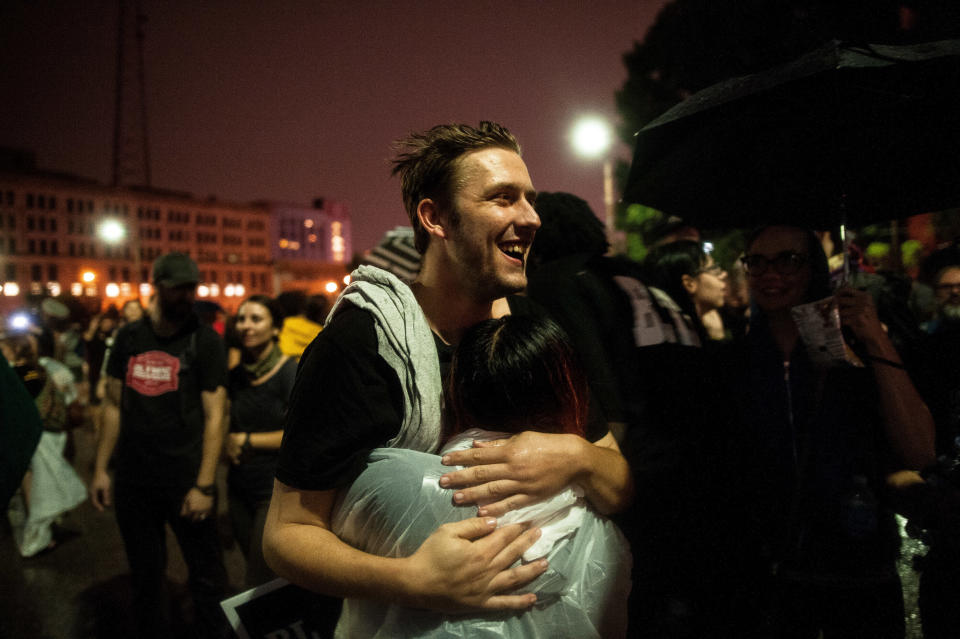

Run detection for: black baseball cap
[[152, 252, 200, 287]]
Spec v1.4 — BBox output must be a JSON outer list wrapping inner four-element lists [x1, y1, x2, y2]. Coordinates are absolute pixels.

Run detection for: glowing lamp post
[[570, 117, 616, 238], [99, 219, 126, 243], [98, 218, 143, 290]]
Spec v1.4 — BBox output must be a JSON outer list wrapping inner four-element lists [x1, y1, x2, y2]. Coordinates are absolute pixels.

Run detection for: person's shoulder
[[279, 354, 299, 374], [194, 322, 223, 342], [117, 317, 147, 337], [227, 363, 246, 388], [296, 305, 380, 374], [308, 305, 377, 351], [275, 354, 299, 387], [192, 322, 226, 356], [112, 319, 148, 351]]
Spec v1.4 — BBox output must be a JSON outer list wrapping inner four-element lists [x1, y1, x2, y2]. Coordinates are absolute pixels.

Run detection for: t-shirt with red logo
[[107, 314, 227, 487]]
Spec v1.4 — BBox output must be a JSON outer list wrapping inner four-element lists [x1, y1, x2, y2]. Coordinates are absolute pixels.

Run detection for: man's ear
[[417, 199, 448, 241], [681, 273, 697, 294]]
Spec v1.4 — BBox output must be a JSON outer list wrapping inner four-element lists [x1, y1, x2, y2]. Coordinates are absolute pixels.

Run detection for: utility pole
[[112, 0, 151, 188], [111, 0, 149, 286]]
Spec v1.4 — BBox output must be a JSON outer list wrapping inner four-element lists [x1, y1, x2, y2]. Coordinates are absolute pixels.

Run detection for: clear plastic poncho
[[331, 441, 631, 638]]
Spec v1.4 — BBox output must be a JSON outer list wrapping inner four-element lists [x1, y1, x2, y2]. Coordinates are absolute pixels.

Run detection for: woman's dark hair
[[744, 225, 831, 303], [643, 240, 709, 341], [446, 315, 587, 439], [237, 295, 283, 331]]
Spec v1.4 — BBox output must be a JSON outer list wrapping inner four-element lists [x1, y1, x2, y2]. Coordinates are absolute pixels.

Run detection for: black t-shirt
[[227, 356, 298, 501], [107, 314, 227, 487], [277, 297, 608, 492]]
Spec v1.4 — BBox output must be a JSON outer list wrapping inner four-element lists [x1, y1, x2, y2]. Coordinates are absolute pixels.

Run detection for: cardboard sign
[[220, 578, 340, 639]]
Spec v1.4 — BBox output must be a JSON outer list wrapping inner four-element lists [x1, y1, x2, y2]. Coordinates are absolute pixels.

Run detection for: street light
[[98, 217, 143, 294], [99, 219, 126, 243], [570, 116, 616, 241]]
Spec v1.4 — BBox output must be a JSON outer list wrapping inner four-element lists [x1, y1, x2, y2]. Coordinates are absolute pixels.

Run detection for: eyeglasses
[[936, 283, 960, 293], [740, 251, 808, 276], [696, 264, 725, 277]]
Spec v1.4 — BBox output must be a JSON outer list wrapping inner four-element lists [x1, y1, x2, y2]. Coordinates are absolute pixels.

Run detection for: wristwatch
[[194, 483, 216, 497]]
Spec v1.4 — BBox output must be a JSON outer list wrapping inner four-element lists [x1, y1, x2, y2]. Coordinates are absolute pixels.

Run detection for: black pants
[[114, 481, 229, 639], [227, 481, 274, 588]]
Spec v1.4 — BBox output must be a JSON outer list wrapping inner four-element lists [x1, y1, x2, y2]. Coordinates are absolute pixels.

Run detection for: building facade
[[268, 199, 353, 296], [0, 166, 350, 316]]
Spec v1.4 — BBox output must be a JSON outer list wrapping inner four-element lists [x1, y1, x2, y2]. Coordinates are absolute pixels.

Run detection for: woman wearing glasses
[[726, 225, 935, 638], [644, 240, 728, 342]]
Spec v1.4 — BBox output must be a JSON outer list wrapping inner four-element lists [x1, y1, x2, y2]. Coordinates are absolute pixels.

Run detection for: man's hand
[[265, 482, 548, 612], [439, 431, 585, 517], [225, 431, 246, 465], [400, 516, 547, 611], [180, 488, 214, 522], [89, 469, 112, 512]]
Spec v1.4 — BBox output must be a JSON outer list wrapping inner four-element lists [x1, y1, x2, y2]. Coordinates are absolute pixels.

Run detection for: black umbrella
[[623, 39, 960, 230]]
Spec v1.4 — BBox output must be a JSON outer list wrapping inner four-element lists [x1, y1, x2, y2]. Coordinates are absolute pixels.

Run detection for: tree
[[614, 0, 960, 261]]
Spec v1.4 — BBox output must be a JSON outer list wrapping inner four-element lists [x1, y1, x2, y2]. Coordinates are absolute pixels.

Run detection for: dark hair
[[446, 315, 587, 439], [274, 290, 307, 319], [391, 122, 521, 254], [744, 225, 831, 303], [528, 191, 609, 270], [304, 294, 330, 325], [237, 295, 282, 329], [643, 240, 709, 340]]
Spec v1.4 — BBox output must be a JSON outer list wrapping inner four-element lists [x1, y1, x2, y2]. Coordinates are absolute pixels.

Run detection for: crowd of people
[[2, 120, 959, 639]]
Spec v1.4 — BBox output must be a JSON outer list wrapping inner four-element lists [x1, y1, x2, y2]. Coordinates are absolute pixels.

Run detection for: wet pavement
[[0, 423, 247, 639]]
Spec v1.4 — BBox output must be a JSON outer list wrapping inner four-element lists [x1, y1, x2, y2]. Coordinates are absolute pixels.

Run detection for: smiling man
[[263, 122, 631, 620]]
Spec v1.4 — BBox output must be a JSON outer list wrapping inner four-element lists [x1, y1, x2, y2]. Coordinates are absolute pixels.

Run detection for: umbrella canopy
[[623, 39, 960, 230]]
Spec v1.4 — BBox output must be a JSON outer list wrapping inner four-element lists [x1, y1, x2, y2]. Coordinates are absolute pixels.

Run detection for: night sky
[[0, 1, 668, 253]]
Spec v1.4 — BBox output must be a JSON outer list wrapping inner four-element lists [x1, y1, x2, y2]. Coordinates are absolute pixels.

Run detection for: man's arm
[[440, 430, 634, 516], [89, 376, 122, 511], [181, 386, 226, 521], [262, 479, 547, 611]]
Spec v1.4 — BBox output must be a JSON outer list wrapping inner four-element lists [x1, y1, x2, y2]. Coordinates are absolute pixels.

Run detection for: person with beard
[[913, 263, 960, 455], [925, 265, 960, 333], [89, 252, 230, 639], [264, 122, 631, 619]]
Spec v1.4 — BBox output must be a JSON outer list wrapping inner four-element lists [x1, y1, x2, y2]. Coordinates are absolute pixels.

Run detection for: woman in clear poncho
[[331, 314, 631, 638]]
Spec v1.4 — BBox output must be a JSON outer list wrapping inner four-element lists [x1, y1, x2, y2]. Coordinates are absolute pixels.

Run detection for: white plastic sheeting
[[331, 445, 631, 638]]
